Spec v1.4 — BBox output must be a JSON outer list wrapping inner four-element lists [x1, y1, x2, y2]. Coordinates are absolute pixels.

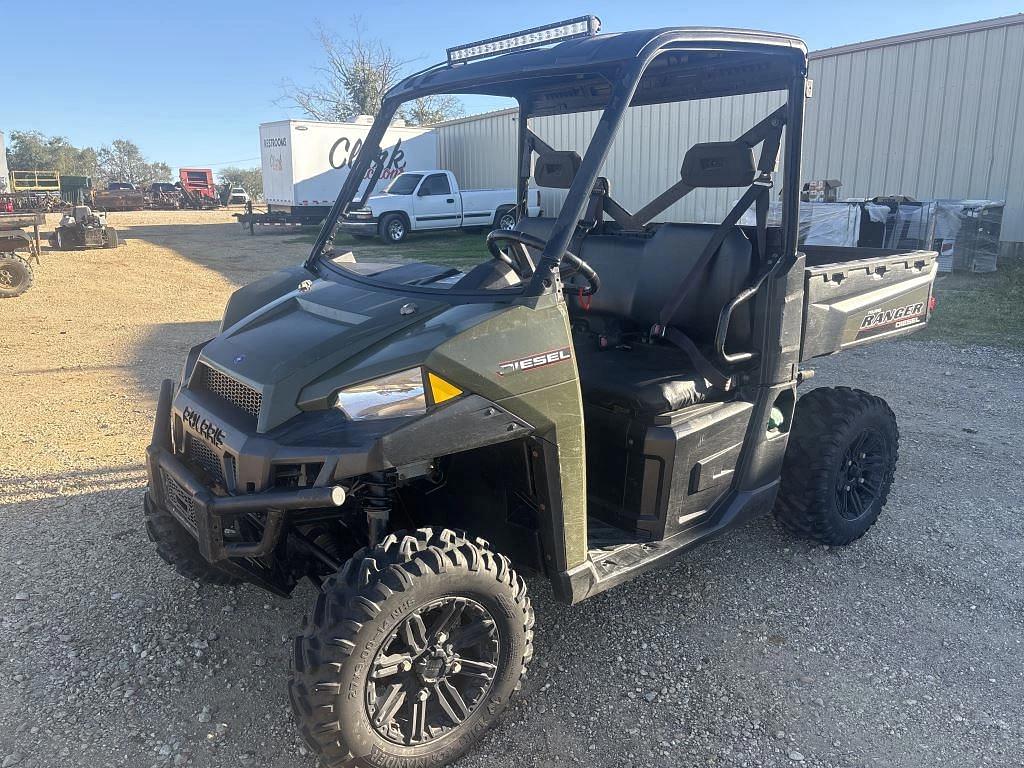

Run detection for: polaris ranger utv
[[143, 18, 938, 768]]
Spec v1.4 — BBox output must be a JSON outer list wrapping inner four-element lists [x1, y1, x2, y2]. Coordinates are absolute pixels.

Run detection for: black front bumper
[[145, 379, 346, 565]]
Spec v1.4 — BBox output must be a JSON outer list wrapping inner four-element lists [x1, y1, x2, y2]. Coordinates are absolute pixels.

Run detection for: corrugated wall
[[436, 110, 518, 190], [436, 16, 1024, 241], [437, 95, 787, 225], [804, 18, 1024, 241]]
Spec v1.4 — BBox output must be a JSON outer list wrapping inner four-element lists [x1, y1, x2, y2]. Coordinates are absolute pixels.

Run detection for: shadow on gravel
[[120, 222, 306, 286]]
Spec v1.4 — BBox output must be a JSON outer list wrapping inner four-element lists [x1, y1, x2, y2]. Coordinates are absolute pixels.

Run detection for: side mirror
[[416, 187, 431, 197]]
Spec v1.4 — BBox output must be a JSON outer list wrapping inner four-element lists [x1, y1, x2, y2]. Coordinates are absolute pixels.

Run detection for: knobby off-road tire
[[0, 253, 33, 298], [105, 227, 119, 248], [775, 386, 899, 546], [143, 491, 240, 586], [290, 528, 534, 768]]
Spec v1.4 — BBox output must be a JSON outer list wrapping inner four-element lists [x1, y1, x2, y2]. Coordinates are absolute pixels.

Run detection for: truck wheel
[[105, 227, 119, 248], [775, 387, 898, 546], [0, 253, 33, 298], [143, 491, 240, 586], [380, 213, 408, 243], [495, 206, 517, 230], [290, 528, 534, 768]]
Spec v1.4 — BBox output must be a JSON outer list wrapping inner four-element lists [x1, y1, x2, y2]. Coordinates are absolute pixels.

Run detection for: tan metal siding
[[436, 110, 518, 190], [437, 16, 1024, 240], [529, 93, 787, 225], [806, 18, 1024, 240]]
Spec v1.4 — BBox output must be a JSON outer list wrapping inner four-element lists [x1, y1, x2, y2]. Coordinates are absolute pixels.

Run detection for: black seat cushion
[[575, 341, 713, 415], [515, 218, 754, 346]]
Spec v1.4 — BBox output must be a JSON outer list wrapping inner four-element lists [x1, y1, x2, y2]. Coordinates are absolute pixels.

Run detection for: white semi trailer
[[258, 118, 437, 224]]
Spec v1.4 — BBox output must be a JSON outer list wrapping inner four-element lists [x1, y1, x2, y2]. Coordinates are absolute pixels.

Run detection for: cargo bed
[[800, 246, 938, 361]]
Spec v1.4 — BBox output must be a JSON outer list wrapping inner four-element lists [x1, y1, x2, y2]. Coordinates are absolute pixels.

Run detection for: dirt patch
[[0, 210, 308, 503]]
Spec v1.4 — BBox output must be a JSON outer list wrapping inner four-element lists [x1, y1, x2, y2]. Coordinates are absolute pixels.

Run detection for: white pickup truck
[[338, 170, 539, 243]]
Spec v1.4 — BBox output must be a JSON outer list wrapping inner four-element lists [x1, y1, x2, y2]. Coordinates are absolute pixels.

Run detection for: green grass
[[288, 229, 488, 270], [920, 257, 1024, 350]]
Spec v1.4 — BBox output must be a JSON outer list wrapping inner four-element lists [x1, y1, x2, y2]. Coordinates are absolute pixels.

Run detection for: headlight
[[334, 368, 426, 420]]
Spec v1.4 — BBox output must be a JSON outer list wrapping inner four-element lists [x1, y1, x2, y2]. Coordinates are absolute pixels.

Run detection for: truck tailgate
[[800, 247, 938, 361]]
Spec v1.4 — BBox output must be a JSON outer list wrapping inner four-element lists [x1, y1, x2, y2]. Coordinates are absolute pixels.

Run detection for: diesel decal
[[182, 406, 226, 448], [859, 302, 925, 331], [498, 347, 572, 375]]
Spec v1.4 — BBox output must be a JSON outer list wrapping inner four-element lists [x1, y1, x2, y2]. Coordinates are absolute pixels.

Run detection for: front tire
[[380, 213, 408, 243], [775, 386, 898, 546], [290, 528, 534, 768], [0, 253, 34, 298], [143, 491, 240, 585]]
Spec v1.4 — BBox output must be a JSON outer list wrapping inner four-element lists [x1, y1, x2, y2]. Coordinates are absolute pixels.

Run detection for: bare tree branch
[[278, 18, 461, 125]]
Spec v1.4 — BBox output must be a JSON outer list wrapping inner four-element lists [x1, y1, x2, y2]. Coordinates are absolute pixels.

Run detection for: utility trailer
[[248, 119, 437, 228], [143, 18, 939, 768], [0, 211, 44, 298]]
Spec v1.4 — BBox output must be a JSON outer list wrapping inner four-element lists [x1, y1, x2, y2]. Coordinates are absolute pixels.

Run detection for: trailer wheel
[[105, 227, 120, 248], [0, 253, 34, 298], [495, 206, 517, 230], [380, 213, 408, 243], [290, 528, 534, 768], [775, 386, 898, 546]]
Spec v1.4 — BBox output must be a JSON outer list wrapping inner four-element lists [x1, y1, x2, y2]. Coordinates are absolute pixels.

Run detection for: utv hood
[[197, 270, 504, 432]]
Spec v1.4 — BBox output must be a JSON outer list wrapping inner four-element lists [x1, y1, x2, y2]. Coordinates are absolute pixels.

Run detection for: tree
[[96, 139, 170, 187], [6, 130, 98, 177], [401, 95, 464, 127], [280, 19, 462, 126], [217, 166, 263, 200]]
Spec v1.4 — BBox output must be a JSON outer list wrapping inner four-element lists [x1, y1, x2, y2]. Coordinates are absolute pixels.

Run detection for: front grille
[[196, 364, 262, 419], [161, 471, 197, 532], [186, 435, 225, 486]]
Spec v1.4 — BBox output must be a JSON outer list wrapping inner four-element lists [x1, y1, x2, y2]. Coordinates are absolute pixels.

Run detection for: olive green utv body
[[143, 17, 937, 768]]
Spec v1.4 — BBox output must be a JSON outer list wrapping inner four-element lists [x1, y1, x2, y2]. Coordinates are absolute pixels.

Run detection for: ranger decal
[[858, 301, 926, 336], [498, 346, 572, 375]]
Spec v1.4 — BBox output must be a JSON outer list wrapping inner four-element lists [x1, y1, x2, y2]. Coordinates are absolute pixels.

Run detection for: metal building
[[436, 14, 1024, 245]]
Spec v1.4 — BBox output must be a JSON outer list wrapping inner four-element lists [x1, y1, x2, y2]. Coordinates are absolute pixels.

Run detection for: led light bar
[[447, 15, 601, 65]]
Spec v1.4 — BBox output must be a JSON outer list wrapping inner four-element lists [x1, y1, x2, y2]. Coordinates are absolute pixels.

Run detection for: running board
[[554, 482, 780, 604]]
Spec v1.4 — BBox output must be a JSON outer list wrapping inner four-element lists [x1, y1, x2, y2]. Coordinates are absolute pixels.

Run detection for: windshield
[[308, 36, 803, 297], [385, 174, 423, 195]]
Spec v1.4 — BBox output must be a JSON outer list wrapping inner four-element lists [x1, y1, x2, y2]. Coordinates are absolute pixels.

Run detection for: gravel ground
[[1, 211, 1022, 768]]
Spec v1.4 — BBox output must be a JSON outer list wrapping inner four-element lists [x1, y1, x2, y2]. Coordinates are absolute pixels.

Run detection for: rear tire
[[775, 386, 898, 546], [105, 227, 119, 248], [0, 253, 33, 298], [380, 213, 408, 243], [290, 528, 534, 768], [143, 491, 240, 586]]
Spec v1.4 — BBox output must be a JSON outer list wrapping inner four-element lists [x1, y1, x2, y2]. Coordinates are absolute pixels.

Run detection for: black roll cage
[[306, 28, 808, 300]]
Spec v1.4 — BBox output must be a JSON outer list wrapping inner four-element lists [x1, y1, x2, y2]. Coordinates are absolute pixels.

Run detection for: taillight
[[928, 296, 937, 312]]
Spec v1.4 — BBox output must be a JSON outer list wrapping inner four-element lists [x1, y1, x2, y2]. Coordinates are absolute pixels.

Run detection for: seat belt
[[651, 176, 772, 391], [651, 109, 784, 389]]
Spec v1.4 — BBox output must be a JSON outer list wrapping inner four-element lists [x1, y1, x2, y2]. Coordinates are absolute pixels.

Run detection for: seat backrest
[[515, 218, 753, 342]]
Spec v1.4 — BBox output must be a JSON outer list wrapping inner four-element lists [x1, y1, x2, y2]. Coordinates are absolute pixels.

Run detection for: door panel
[[413, 173, 461, 230]]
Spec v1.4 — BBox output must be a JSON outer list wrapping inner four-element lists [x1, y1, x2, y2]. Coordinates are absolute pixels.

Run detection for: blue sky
[[3, 0, 1021, 173]]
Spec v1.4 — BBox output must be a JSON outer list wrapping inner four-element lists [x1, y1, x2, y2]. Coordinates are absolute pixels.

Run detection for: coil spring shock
[[361, 472, 395, 549]]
